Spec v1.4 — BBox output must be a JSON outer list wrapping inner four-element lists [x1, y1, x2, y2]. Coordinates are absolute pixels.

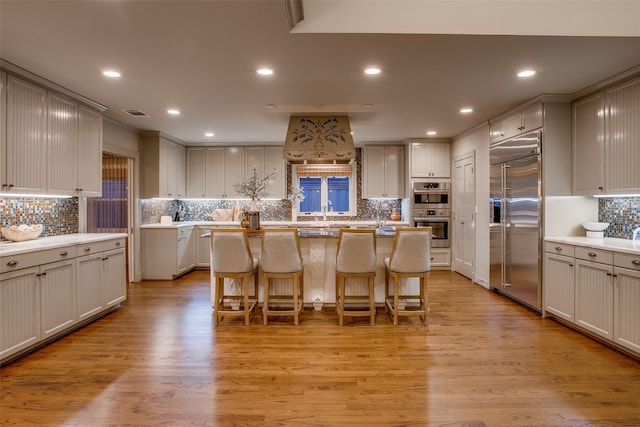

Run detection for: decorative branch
[[233, 166, 278, 201]]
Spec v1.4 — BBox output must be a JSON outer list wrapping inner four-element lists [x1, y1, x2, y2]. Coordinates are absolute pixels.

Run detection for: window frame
[[292, 164, 357, 219]]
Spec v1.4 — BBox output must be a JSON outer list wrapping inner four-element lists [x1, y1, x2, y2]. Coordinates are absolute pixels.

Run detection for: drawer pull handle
[[7, 260, 18, 267], [587, 252, 597, 257], [555, 246, 562, 251], [115, 242, 121, 246], [60, 251, 68, 256], [632, 260, 640, 266], [84, 247, 91, 252]]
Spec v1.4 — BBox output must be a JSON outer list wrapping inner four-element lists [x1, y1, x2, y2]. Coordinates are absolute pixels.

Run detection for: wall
[[600, 196, 640, 239], [0, 197, 78, 241]]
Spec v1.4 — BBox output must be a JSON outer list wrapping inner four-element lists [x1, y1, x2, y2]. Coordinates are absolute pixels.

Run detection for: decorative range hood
[[283, 116, 355, 163]]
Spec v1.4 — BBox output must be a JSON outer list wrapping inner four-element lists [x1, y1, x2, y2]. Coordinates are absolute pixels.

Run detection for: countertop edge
[[0, 233, 128, 257], [545, 236, 640, 256]]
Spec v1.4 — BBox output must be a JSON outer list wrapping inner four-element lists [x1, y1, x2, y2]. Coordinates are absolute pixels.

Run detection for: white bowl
[[1, 224, 44, 242], [582, 222, 610, 232]]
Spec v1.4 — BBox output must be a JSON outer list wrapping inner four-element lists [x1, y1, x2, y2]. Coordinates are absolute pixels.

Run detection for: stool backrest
[[261, 229, 303, 273], [388, 227, 432, 273], [336, 229, 376, 273], [210, 228, 254, 273]]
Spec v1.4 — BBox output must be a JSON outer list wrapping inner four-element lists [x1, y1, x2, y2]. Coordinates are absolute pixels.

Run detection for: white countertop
[[141, 220, 409, 229], [0, 233, 127, 257], [545, 236, 640, 256]]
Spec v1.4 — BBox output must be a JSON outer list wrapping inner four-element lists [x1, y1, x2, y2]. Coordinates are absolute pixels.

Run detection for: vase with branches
[[234, 166, 278, 211]]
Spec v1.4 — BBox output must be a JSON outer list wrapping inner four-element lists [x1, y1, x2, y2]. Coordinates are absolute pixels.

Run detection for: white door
[[453, 152, 475, 279]]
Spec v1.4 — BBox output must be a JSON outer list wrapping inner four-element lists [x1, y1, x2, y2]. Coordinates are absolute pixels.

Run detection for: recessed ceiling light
[[102, 70, 121, 78], [264, 104, 277, 109], [364, 67, 381, 75], [362, 104, 373, 108], [257, 68, 274, 76], [518, 70, 536, 78], [460, 108, 473, 114], [205, 132, 215, 137], [427, 131, 437, 136], [167, 109, 180, 115]]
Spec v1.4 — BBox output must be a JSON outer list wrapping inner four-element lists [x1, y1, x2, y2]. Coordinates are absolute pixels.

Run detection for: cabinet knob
[[60, 251, 68, 256], [632, 260, 640, 266], [569, 263, 573, 267], [555, 246, 562, 251], [7, 260, 18, 267], [84, 247, 91, 252], [598, 186, 603, 191], [587, 252, 597, 257], [115, 242, 121, 247]]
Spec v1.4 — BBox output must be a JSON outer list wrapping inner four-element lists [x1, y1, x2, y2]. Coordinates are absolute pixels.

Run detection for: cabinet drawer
[[1, 245, 77, 273], [76, 238, 125, 256], [545, 242, 575, 257], [614, 252, 640, 271], [575, 246, 613, 264]]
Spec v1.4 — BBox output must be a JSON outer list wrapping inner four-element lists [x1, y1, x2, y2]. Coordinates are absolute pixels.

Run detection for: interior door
[[453, 153, 475, 280]]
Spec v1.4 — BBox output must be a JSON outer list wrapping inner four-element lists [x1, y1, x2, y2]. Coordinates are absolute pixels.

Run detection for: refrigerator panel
[[504, 155, 541, 310], [489, 163, 503, 290], [490, 131, 541, 165]]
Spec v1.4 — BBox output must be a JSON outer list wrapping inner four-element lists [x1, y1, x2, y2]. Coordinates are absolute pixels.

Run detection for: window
[[293, 164, 356, 217]]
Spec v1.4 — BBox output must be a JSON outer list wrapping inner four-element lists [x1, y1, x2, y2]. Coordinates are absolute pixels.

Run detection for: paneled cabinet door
[[77, 106, 103, 196], [575, 259, 614, 340], [0, 71, 6, 190], [544, 252, 575, 322], [6, 75, 48, 194], [613, 266, 640, 354], [572, 93, 605, 195], [76, 253, 105, 321], [196, 226, 212, 267], [47, 92, 79, 195], [605, 77, 640, 194], [168, 141, 186, 198], [225, 147, 245, 197], [186, 147, 206, 198], [205, 147, 226, 198], [40, 259, 77, 338], [0, 266, 41, 360], [363, 145, 405, 198], [410, 142, 450, 178], [103, 248, 126, 308], [264, 146, 285, 198]]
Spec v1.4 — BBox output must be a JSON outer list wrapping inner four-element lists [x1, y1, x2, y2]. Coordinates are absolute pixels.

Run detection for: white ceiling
[[1, 0, 640, 145]]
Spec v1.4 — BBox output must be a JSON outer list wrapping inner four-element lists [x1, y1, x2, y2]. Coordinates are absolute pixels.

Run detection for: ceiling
[[1, 0, 640, 145]]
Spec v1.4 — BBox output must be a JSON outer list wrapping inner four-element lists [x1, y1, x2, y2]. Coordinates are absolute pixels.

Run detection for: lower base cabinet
[[141, 226, 196, 279], [544, 240, 640, 357], [0, 236, 126, 364]]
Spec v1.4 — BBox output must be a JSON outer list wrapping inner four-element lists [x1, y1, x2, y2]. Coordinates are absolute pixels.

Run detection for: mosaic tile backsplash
[[599, 196, 640, 239], [0, 197, 79, 240]]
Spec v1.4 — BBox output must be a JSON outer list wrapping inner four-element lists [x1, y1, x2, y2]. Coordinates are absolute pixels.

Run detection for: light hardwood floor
[[1, 270, 639, 426]]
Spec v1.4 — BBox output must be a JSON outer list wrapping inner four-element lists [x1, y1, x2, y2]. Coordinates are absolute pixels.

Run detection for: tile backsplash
[[599, 196, 640, 239], [0, 196, 79, 240]]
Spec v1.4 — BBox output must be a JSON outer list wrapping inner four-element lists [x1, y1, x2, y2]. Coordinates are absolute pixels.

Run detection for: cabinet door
[[575, 259, 614, 339], [77, 106, 103, 196], [40, 259, 76, 338], [76, 253, 105, 321], [225, 147, 245, 197], [47, 92, 79, 195], [186, 147, 206, 198], [177, 232, 188, 274], [196, 226, 212, 267], [0, 72, 6, 189], [613, 266, 640, 354], [245, 146, 264, 176], [429, 142, 451, 178], [503, 113, 523, 140], [489, 119, 506, 144], [103, 248, 126, 308], [522, 104, 543, 132], [205, 147, 226, 198], [6, 75, 48, 194], [605, 77, 640, 193], [385, 146, 405, 197], [264, 146, 285, 198], [0, 267, 41, 360], [544, 253, 575, 321], [410, 143, 431, 178], [185, 227, 196, 270], [168, 141, 185, 198], [363, 146, 386, 198], [573, 93, 605, 195]]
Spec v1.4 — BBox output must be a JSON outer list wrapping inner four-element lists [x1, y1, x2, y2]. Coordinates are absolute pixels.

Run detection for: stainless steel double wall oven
[[410, 181, 451, 248]]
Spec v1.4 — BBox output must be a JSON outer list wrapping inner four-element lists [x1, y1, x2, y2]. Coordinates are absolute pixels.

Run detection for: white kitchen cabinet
[[490, 103, 543, 144], [363, 145, 405, 198], [103, 248, 127, 308], [409, 141, 450, 178], [186, 147, 206, 198], [76, 252, 105, 321], [572, 92, 605, 195], [141, 132, 186, 198], [196, 225, 213, 267], [264, 146, 285, 198], [186, 147, 227, 198], [76, 106, 103, 196], [605, 77, 640, 194], [613, 266, 640, 354], [206, 147, 227, 197], [40, 258, 77, 338], [544, 251, 575, 322], [47, 92, 79, 195], [0, 266, 40, 360], [5, 75, 48, 194], [141, 226, 196, 279], [225, 147, 245, 198], [0, 71, 6, 191], [575, 258, 614, 340]]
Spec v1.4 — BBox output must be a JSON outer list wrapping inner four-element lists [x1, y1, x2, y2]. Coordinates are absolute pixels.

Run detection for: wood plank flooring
[[1, 270, 639, 426]]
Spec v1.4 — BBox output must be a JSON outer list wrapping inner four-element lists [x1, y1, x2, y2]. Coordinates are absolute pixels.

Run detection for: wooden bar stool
[[210, 228, 259, 326], [384, 227, 432, 325], [261, 229, 304, 325], [335, 229, 377, 326]]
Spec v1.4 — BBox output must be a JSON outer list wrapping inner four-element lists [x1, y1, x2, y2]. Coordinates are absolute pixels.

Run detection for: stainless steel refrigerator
[[489, 130, 542, 312]]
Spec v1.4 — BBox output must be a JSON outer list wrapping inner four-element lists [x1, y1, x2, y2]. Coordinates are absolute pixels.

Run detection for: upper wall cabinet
[[0, 72, 6, 192], [573, 76, 640, 195], [363, 145, 405, 198], [141, 132, 186, 199], [2, 74, 103, 196], [490, 103, 543, 144], [408, 140, 451, 178]]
